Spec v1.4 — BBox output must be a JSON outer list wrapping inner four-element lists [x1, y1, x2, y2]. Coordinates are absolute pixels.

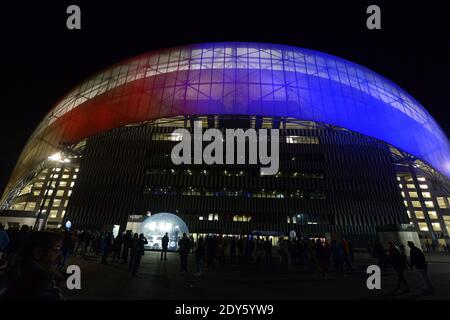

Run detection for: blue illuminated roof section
[[23, 42, 450, 181]]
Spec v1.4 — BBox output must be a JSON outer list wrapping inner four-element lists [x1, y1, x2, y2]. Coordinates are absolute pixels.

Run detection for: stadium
[[1, 42, 449, 246]]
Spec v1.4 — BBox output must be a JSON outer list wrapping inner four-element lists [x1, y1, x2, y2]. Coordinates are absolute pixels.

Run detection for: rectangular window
[[427, 211, 438, 220], [62, 174, 70, 179], [198, 216, 204, 221], [34, 182, 44, 188], [418, 222, 429, 231], [424, 201, 434, 208], [417, 177, 426, 182], [437, 197, 448, 209], [412, 201, 421, 208], [67, 190, 73, 196], [431, 222, 441, 231], [52, 199, 61, 208], [56, 190, 65, 197], [214, 213, 219, 221], [398, 184, 403, 189], [404, 200, 409, 207], [152, 132, 183, 141], [208, 214, 213, 221], [70, 182, 75, 187], [408, 192, 418, 198], [407, 184, 415, 189], [401, 191, 405, 197], [59, 181, 67, 187], [49, 210, 58, 218], [33, 190, 41, 196], [419, 184, 428, 189], [421, 192, 431, 198], [61, 210, 66, 218], [406, 210, 411, 218], [286, 135, 319, 144], [414, 211, 425, 219]]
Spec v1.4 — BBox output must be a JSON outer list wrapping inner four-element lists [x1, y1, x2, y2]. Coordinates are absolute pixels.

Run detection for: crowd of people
[[0, 222, 438, 299]]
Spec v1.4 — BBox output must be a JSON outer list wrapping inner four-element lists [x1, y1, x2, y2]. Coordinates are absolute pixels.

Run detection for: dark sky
[[1, 1, 449, 194]]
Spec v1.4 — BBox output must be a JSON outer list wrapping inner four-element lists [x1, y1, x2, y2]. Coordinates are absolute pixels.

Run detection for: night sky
[[1, 1, 449, 194]]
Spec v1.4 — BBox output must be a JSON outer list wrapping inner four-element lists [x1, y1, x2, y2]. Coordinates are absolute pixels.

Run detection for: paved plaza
[[62, 251, 450, 300]]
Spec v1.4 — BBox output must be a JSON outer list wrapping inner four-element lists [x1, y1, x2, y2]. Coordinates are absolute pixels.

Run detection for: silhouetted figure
[[0, 223, 10, 263], [178, 233, 191, 272], [131, 234, 148, 276], [315, 239, 328, 279], [129, 233, 139, 271], [195, 236, 205, 276], [264, 238, 272, 264], [101, 233, 113, 264], [230, 237, 236, 262], [373, 241, 388, 271], [121, 230, 132, 264], [330, 240, 344, 278], [388, 242, 410, 293], [112, 233, 123, 263], [2, 232, 64, 300], [61, 231, 74, 267], [161, 232, 169, 261], [408, 241, 434, 294]]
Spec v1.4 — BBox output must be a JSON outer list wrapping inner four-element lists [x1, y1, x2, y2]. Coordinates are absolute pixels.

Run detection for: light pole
[[34, 152, 70, 230]]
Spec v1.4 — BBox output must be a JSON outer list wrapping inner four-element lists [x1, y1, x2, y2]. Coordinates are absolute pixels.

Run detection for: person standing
[[161, 232, 169, 261], [407, 241, 434, 294], [178, 233, 191, 272], [121, 230, 132, 264], [194, 236, 205, 276], [112, 233, 123, 263], [0, 223, 10, 263], [131, 234, 148, 276], [330, 240, 344, 278]]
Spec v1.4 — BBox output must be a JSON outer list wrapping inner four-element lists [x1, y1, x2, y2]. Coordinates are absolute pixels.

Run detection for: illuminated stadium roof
[[3, 42, 450, 203]]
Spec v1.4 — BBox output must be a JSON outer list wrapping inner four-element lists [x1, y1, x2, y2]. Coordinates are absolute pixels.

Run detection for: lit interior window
[[427, 211, 438, 219], [408, 192, 418, 198], [417, 177, 426, 182], [424, 201, 434, 208], [412, 201, 421, 208], [431, 222, 441, 231], [436, 197, 448, 209], [414, 211, 425, 219], [407, 184, 415, 189], [419, 184, 428, 189], [49, 210, 58, 218], [418, 222, 429, 231], [422, 192, 431, 198]]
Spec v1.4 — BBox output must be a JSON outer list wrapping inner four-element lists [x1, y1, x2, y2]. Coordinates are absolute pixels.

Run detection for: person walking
[[388, 242, 410, 293], [178, 233, 191, 272], [407, 241, 434, 294], [161, 232, 169, 261]]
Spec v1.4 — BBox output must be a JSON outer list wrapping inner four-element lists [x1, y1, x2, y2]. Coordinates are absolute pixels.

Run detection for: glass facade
[[3, 43, 450, 210]]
